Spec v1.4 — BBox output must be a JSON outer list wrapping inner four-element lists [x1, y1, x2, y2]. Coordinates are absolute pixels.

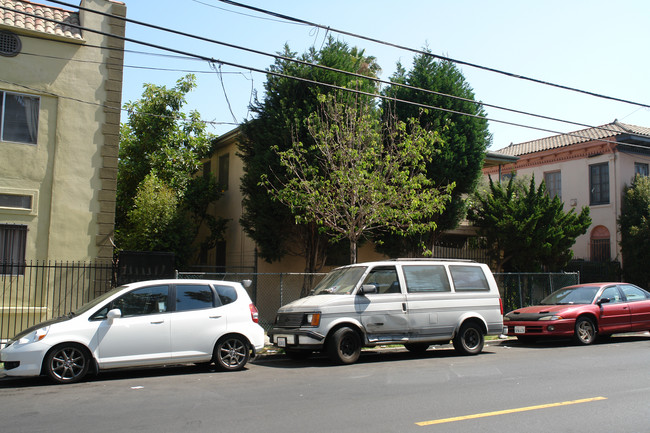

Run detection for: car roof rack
[[388, 258, 477, 263]]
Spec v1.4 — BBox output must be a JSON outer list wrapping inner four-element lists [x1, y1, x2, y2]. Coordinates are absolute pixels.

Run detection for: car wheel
[[453, 322, 484, 355], [44, 344, 90, 384], [327, 327, 361, 365], [284, 349, 312, 361], [404, 343, 430, 354], [574, 317, 597, 345], [213, 335, 250, 371]]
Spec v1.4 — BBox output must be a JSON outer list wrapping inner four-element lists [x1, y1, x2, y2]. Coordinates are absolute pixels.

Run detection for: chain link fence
[[495, 272, 580, 313]]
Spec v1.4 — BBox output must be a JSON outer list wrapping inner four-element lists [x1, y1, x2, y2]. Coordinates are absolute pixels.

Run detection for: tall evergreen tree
[[619, 175, 650, 287]]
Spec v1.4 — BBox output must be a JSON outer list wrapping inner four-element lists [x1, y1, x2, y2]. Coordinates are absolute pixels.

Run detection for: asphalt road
[[1, 335, 649, 433]]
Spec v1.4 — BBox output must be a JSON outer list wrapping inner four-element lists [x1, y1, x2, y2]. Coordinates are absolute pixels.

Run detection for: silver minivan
[[268, 259, 503, 364]]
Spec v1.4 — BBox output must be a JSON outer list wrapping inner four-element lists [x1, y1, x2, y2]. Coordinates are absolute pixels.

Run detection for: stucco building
[[484, 121, 650, 264], [0, 0, 126, 264]]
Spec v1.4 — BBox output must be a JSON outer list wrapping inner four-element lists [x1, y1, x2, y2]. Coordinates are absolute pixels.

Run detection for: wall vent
[[0, 31, 21, 57]]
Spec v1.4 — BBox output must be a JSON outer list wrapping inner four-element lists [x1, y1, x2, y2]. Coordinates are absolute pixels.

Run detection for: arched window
[[590, 225, 610, 262]]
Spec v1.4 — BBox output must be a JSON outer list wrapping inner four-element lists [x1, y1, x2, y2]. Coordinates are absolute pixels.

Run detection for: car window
[[619, 284, 650, 302], [599, 286, 623, 303], [215, 285, 238, 305], [113, 285, 169, 317], [176, 284, 216, 312], [362, 266, 401, 294], [449, 265, 489, 291], [403, 265, 451, 293]]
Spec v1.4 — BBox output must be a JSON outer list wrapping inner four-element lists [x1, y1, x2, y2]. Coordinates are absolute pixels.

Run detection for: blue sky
[[55, 0, 650, 150]]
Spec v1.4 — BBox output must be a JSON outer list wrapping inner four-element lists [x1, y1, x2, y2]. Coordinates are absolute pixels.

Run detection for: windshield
[[540, 286, 600, 305], [72, 285, 126, 316], [313, 266, 367, 295]]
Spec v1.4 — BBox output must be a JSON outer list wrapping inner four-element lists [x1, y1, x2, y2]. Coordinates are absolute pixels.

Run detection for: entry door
[[356, 266, 408, 340], [95, 285, 171, 368]]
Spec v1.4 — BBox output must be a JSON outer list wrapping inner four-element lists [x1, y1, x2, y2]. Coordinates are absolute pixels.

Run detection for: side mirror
[[358, 284, 378, 295], [107, 308, 122, 320], [597, 297, 611, 306], [241, 279, 252, 289]]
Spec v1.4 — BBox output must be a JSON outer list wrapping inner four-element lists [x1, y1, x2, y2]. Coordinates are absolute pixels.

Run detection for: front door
[[597, 286, 631, 334]]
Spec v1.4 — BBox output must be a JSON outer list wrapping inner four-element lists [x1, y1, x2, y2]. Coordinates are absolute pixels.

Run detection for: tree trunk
[[349, 238, 358, 264]]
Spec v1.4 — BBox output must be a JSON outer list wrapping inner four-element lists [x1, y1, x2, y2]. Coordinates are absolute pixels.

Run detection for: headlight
[[539, 315, 562, 321], [16, 326, 49, 344], [304, 313, 321, 327], [503, 316, 510, 321]]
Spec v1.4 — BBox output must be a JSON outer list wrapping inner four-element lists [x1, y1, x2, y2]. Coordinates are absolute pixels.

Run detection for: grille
[[275, 313, 304, 328], [0, 31, 21, 57]]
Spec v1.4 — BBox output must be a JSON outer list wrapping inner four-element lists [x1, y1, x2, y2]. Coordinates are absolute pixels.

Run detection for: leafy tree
[[377, 51, 491, 255], [117, 74, 225, 265], [264, 95, 453, 263], [619, 175, 650, 287], [468, 176, 591, 272], [239, 38, 380, 271]]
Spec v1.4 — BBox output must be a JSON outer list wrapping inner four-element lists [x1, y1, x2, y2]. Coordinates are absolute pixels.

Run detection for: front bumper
[[268, 328, 326, 350], [0, 341, 50, 377], [504, 319, 575, 338]]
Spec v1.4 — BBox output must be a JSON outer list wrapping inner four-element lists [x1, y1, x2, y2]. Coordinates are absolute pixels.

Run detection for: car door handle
[[209, 315, 222, 319], [402, 303, 407, 313], [150, 320, 164, 324]]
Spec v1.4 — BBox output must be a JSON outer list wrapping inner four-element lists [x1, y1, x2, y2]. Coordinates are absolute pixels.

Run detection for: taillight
[[499, 298, 504, 316], [249, 304, 259, 323]]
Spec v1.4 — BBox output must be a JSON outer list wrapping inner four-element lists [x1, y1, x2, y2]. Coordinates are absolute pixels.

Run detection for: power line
[[0, 3, 642, 148], [217, 0, 650, 110], [38, 0, 633, 137]]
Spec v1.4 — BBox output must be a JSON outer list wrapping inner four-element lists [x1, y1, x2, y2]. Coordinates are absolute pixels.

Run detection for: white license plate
[[277, 337, 287, 348], [515, 326, 526, 334]]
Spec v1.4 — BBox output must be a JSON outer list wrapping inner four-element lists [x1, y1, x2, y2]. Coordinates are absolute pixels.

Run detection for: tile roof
[[494, 121, 650, 157], [0, 0, 82, 40]]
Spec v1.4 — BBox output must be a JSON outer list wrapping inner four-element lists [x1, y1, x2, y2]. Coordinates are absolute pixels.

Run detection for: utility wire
[[0, 3, 640, 148], [40, 0, 632, 137], [217, 0, 650, 110]]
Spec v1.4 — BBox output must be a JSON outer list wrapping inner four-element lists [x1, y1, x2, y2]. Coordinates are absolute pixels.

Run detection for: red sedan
[[504, 283, 650, 344]]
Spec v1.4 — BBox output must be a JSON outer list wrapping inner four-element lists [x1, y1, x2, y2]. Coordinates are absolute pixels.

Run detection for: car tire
[[452, 322, 484, 355], [573, 317, 597, 345], [327, 327, 361, 365], [213, 335, 250, 371], [404, 343, 430, 354], [285, 349, 312, 361], [44, 343, 91, 384]]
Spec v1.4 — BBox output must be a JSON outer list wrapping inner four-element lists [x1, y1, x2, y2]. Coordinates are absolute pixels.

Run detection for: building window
[[590, 225, 610, 262], [634, 162, 649, 177], [218, 154, 229, 191], [544, 171, 561, 199], [0, 193, 32, 210], [0, 224, 27, 275], [589, 163, 609, 205], [1, 91, 39, 144]]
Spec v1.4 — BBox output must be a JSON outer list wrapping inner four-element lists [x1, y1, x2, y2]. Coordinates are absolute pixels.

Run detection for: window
[[215, 285, 238, 305], [589, 163, 609, 205], [449, 265, 489, 291], [175, 284, 215, 312], [1, 91, 39, 144], [619, 284, 650, 302], [0, 193, 32, 210], [404, 265, 451, 293], [112, 285, 169, 317], [599, 286, 622, 303], [362, 266, 401, 294], [218, 154, 229, 190], [0, 224, 27, 275], [590, 226, 611, 262], [634, 162, 649, 177], [544, 171, 561, 199]]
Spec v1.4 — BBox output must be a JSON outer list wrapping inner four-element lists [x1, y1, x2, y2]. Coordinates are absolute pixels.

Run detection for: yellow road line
[[416, 396, 607, 426]]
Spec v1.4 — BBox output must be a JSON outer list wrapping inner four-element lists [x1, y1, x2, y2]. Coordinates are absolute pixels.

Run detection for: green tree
[[239, 38, 380, 271], [377, 51, 491, 255], [265, 95, 453, 263], [468, 176, 591, 272], [619, 175, 650, 287], [117, 74, 225, 265]]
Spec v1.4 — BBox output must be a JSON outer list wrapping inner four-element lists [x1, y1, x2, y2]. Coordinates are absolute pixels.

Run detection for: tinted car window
[[114, 285, 169, 317], [215, 285, 238, 305], [404, 265, 451, 293], [176, 284, 215, 312], [449, 265, 489, 291]]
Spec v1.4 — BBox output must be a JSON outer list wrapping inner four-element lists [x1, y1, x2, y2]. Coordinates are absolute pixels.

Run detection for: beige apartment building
[[0, 0, 126, 264], [484, 121, 650, 264]]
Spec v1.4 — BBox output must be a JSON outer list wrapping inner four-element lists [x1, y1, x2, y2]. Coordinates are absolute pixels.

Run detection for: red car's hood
[[512, 305, 575, 314]]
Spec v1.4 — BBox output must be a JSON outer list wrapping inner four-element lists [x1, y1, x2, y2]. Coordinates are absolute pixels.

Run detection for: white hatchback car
[[0, 279, 265, 384]]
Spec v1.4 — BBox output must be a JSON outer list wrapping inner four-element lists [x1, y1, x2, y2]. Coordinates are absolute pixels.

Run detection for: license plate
[[515, 326, 525, 334], [277, 337, 287, 348]]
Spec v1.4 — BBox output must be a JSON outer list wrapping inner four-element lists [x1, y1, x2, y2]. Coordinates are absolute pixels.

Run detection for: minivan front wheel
[[327, 327, 361, 364], [453, 322, 484, 355]]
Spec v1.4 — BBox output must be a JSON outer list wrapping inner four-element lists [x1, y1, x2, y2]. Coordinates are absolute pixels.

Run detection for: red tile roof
[[0, 0, 82, 40]]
